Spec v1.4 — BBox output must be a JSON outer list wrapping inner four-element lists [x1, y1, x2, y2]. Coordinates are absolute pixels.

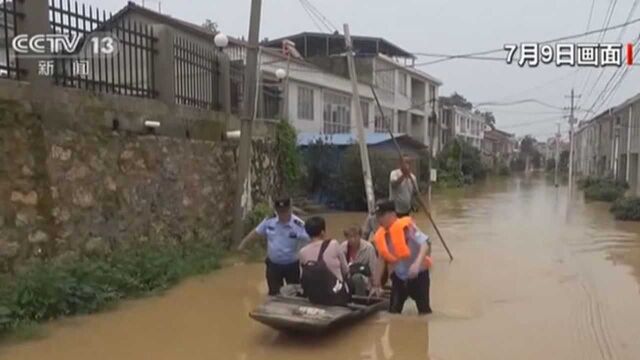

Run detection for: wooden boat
[[249, 292, 389, 334]]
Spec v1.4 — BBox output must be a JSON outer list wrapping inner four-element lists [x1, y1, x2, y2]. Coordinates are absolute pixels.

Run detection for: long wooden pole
[[344, 24, 376, 214], [370, 85, 454, 261]]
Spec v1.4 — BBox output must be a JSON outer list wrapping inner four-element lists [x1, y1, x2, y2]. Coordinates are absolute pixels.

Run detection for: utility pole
[[626, 106, 632, 182], [555, 121, 561, 187], [344, 24, 375, 214], [232, 0, 262, 246], [565, 89, 580, 195]]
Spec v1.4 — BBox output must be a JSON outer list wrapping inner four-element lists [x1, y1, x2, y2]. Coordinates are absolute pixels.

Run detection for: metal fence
[[48, 0, 156, 98], [173, 36, 222, 110], [0, 0, 22, 79]]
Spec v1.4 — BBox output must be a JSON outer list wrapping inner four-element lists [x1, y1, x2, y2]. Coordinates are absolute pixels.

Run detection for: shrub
[[611, 197, 640, 221], [498, 163, 511, 176], [436, 139, 487, 184], [275, 120, 302, 192], [582, 177, 628, 202], [0, 241, 222, 334]]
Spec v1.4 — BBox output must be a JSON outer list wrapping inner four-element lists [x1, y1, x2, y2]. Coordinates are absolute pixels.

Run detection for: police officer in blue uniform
[[237, 197, 310, 295]]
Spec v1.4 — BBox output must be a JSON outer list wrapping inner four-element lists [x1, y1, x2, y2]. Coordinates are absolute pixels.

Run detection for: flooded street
[[3, 175, 640, 360]]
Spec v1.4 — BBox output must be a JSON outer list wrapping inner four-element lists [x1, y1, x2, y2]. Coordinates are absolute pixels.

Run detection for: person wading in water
[[389, 155, 419, 218], [371, 199, 433, 314], [238, 196, 310, 296]]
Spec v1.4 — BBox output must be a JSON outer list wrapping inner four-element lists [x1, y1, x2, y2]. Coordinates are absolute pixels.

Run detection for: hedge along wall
[[0, 81, 279, 273]]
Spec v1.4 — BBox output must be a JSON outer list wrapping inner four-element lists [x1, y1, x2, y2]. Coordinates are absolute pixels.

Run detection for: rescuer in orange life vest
[[371, 199, 433, 314]]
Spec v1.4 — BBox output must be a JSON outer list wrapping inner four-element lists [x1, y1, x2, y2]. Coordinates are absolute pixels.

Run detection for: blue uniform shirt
[[256, 214, 310, 265], [388, 224, 430, 281]]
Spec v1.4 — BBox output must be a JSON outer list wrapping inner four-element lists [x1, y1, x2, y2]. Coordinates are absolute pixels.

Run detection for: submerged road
[[3, 175, 640, 359]]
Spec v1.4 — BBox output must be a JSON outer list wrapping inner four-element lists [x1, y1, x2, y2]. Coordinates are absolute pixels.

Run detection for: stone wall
[[0, 82, 278, 272]]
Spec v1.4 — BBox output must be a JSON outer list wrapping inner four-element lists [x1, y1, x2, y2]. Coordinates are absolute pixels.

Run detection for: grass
[[0, 202, 273, 338], [0, 241, 223, 336]]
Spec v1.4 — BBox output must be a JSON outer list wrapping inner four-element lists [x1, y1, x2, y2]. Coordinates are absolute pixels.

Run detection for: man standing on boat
[[389, 155, 419, 217], [371, 199, 433, 314], [238, 196, 310, 296]]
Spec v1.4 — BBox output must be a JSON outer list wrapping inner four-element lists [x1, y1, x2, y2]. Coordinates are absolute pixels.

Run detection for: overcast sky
[[93, 0, 640, 140]]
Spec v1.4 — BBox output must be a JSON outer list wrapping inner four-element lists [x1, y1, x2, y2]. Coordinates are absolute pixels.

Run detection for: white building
[[260, 33, 442, 153], [441, 105, 485, 149]]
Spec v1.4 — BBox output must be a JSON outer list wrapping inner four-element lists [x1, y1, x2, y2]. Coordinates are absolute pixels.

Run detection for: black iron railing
[[230, 61, 244, 114], [48, 0, 156, 98], [173, 36, 222, 110], [0, 0, 22, 79]]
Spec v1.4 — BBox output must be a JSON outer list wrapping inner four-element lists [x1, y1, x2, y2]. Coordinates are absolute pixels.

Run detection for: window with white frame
[[323, 91, 351, 134], [297, 86, 314, 120], [398, 73, 407, 96], [360, 100, 370, 128], [374, 106, 393, 133]]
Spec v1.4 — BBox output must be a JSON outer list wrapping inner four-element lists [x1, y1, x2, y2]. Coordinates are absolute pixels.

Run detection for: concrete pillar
[[152, 25, 175, 106], [15, 0, 52, 86]]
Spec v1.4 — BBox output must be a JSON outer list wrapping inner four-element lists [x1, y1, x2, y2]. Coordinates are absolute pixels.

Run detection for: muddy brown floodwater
[[3, 175, 640, 360]]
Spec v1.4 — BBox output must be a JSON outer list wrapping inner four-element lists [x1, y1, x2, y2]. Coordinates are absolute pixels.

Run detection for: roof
[[297, 132, 427, 149], [107, 2, 243, 45], [263, 32, 415, 59]]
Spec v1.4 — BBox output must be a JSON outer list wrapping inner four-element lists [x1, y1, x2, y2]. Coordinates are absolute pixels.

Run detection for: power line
[[586, 0, 597, 32], [301, 0, 338, 33], [476, 99, 565, 110], [577, 0, 625, 110], [298, 0, 325, 33], [298, 0, 331, 33], [410, 16, 640, 67]]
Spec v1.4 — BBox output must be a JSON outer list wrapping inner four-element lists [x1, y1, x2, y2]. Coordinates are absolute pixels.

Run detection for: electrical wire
[[409, 15, 640, 67], [300, 0, 339, 33], [298, 0, 329, 33]]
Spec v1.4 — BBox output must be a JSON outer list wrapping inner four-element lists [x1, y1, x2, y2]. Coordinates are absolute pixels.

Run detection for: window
[[360, 100, 370, 127], [297, 86, 314, 120], [323, 91, 351, 134], [375, 66, 395, 94], [375, 106, 393, 133], [399, 73, 407, 96], [397, 111, 408, 133], [398, 116, 408, 133]]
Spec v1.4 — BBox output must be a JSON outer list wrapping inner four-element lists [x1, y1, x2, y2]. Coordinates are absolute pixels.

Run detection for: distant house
[[441, 105, 485, 149], [482, 128, 515, 168]]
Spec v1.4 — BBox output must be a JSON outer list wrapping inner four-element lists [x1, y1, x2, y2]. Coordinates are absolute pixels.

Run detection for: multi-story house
[[441, 105, 485, 149], [261, 32, 442, 153], [574, 92, 640, 195]]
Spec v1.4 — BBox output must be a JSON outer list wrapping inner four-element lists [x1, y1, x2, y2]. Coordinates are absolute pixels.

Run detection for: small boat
[[249, 288, 389, 334]]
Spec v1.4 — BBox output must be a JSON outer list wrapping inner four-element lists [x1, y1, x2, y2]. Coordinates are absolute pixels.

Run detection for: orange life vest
[[373, 217, 432, 268]]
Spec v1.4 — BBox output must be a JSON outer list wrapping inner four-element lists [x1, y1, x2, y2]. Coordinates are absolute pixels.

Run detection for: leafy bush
[[0, 241, 222, 334], [275, 120, 302, 192], [333, 146, 397, 210], [611, 197, 640, 221], [242, 202, 272, 260], [498, 163, 511, 176], [436, 139, 487, 186], [582, 177, 628, 202]]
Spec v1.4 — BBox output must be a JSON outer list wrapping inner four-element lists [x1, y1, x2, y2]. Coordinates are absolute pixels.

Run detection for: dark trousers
[[265, 258, 300, 296], [396, 211, 411, 218], [389, 270, 432, 314]]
